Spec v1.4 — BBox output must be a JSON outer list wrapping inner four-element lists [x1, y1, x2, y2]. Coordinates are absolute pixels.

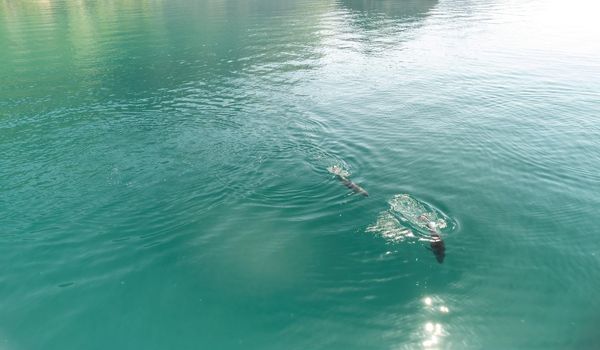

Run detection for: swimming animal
[[328, 165, 369, 197], [370, 195, 453, 263], [427, 221, 445, 263]]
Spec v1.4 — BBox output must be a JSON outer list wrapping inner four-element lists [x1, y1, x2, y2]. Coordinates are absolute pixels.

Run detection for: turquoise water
[[2, 0, 600, 348]]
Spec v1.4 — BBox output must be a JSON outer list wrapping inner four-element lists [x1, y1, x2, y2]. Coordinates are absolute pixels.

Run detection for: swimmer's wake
[[368, 194, 456, 263]]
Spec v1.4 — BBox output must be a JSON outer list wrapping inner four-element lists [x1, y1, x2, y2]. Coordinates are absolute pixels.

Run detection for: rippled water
[[1, 0, 600, 348]]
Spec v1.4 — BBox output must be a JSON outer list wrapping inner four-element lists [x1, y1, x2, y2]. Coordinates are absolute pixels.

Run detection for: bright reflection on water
[[420, 296, 449, 349], [1, 0, 600, 349]]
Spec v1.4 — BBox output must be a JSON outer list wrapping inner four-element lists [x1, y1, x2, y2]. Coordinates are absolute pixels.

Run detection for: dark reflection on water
[[339, 0, 438, 18], [0, 0, 327, 106], [330, 0, 438, 54]]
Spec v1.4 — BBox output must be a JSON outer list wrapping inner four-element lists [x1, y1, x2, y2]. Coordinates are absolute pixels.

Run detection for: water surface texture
[[1, 0, 600, 349]]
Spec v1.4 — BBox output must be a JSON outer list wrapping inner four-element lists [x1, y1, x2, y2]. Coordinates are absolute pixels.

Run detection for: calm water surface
[[1, 0, 600, 349]]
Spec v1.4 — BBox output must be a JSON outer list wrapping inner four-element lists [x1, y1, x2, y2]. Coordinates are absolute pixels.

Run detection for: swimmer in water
[[427, 221, 445, 264], [328, 165, 369, 197]]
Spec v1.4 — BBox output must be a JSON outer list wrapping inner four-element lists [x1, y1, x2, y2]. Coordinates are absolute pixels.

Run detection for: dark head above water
[[342, 178, 369, 197], [430, 232, 445, 264], [328, 165, 369, 197]]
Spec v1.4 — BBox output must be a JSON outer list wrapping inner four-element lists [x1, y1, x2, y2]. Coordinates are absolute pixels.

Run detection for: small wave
[[367, 211, 415, 243]]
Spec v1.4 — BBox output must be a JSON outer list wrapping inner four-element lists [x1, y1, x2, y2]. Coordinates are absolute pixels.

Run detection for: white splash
[[327, 165, 350, 178], [388, 194, 449, 232], [367, 193, 455, 243]]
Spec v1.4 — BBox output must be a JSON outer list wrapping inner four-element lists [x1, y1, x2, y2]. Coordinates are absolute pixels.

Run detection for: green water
[[2, 0, 600, 348]]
